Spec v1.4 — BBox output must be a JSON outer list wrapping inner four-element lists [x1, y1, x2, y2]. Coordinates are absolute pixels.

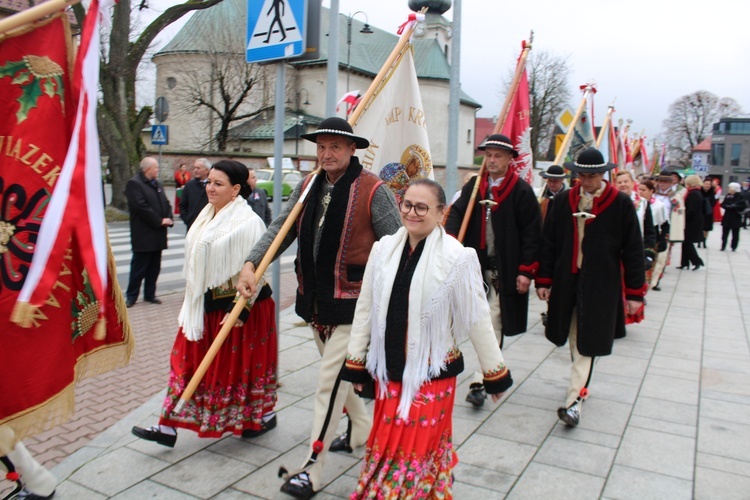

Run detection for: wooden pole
[[456, 34, 533, 243], [0, 0, 79, 36], [173, 12, 430, 415], [596, 104, 615, 149], [553, 85, 593, 166]]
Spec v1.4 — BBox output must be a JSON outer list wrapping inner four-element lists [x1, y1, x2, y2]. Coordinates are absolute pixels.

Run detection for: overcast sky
[[146, 0, 749, 143]]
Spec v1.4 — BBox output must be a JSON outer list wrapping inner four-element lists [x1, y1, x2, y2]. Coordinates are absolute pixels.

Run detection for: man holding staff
[[236, 117, 401, 499], [445, 134, 542, 407]]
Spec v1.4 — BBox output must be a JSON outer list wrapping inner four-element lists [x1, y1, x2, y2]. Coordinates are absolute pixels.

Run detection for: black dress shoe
[[465, 383, 486, 408], [13, 488, 56, 499], [280, 472, 315, 499], [557, 403, 580, 427], [242, 415, 277, 438], [651, 285, 661, 291], [693, 264, 703, 271], [131, 425, 176, 447], [144, 297, 162, 304], [125, 299, 136, 308], [676, 265, 689, 270], [329, 432, 353, 453]]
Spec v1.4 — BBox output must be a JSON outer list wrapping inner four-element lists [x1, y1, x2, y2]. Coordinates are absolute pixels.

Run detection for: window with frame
[[731, 144, 741, 166], [711, 143, 725, 166]]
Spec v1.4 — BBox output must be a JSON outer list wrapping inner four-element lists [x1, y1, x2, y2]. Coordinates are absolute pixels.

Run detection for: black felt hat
[[300, 117, 369, 149], [540, 164, 569, 179], [478, 133, 519, 158], [563, 148, 616, 174]]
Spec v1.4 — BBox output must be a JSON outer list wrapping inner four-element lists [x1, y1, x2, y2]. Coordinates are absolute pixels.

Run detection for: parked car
[[255, 169, 303, 200]]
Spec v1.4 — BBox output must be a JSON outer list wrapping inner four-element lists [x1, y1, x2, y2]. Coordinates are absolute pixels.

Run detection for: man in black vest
[[536, 148, 646, 427], [179, 158, 210, 230], [246, 166, 272, 226], [446, 134, 542, 407], [124, 157, 173, 307], [237, 118, 401, 499]]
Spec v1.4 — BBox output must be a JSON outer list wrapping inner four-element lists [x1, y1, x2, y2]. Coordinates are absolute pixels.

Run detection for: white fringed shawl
[[178, 197, 265, 341], [365, 226, 486, 418]]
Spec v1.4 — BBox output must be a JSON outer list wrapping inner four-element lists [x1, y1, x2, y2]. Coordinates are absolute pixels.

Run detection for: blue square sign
[[246, 0, 307, 63], [151, 124, 168, 145]]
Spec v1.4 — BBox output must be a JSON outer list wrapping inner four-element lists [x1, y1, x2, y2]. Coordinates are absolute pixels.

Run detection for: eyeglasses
[[399, 200, 442, 217]]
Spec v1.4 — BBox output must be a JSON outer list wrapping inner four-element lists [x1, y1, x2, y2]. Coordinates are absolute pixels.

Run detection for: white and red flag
[[13, 0, 113, 331], [500, 48, 533, 184], [350, 14, 432, 200], [336, 90, 361, 117], [639, 136, 649, 175]]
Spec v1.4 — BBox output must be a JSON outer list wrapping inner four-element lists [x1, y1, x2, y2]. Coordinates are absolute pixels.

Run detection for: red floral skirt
[[351, 378, 457, 499], [159, 298, 277, 437]]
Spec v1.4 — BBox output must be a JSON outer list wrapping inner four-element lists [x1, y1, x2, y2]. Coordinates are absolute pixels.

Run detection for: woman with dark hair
[[132, 160, 278, 447], [342, 179, 512, 497], [678, 175, 705, 270], [700, 178, 717, 248]]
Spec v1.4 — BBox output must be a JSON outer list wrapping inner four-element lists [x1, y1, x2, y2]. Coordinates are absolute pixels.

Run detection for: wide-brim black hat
[[478, 133, 519, 158], [564, 148, 616, 174], [300, 117, 369, 149], [540, 164, 569, 179], [655, 170, 674, 181]]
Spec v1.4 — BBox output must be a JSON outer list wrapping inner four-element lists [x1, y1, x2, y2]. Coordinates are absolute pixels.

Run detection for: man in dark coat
[[446, 133, 542, 407], [246, 166, 272, 226], [179, 158, 210, 230], [538, 164, 568, 222], [678, 175, 705, 269], [535, 148, 646, 427], [124, 157, 174, 307]]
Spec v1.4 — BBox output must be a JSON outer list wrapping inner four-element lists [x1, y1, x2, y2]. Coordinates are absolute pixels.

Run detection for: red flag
[[336, 90, 361, 117], [639, 136, 649, 176], [501, 65, 533, 184], [0, 7, 131, 440], [608, 120, 619, 166]]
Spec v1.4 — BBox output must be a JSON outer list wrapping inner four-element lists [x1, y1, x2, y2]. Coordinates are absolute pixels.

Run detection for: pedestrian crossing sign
[[151, 124, 168, 145], [246, 0, 306, 63]]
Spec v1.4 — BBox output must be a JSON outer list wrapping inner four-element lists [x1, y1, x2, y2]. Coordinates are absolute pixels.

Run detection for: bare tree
[[502, 50, 572, 165], [175, 29, 273, 152], [662, 90, 742, 166], [98, 0, 225, 210]]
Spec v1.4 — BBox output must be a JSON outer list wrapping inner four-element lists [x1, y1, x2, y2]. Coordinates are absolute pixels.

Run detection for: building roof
[[693, 136, 712, 152], [154, 0, 480, 107], [227, 110, 323, 141]]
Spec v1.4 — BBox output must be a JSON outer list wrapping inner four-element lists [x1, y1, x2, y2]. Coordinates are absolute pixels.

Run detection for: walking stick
[[0, 0, 80, 36], [172, 168, 321, 415], [457, 34, 532, 242]]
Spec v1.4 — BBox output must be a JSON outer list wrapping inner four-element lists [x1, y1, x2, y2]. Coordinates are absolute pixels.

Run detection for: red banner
[[501, 67, 533, 184], [0, 15, 132, 440]]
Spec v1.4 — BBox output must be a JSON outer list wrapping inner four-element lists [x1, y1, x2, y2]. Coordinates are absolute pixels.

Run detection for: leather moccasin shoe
[[145, 297, 162, 304], [329, 432, 353, 453], [242, 415, 277, 438], [131, 425, 176, 447]]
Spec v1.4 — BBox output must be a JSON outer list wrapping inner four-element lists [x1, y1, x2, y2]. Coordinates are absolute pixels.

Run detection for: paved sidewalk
[[15, 233, 750, 498]]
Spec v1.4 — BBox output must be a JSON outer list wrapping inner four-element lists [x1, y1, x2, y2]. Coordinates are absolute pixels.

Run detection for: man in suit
[[246, 166, 272, 226], [124, 157, 173, 307], [179, 158, 210, 230]]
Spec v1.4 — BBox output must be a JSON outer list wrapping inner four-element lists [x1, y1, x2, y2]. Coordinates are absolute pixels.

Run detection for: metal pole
[[445, 0, 461, 198], [272, 62, 285, 326], [346, 16, 352, 92], [326, 0, 340, 116]]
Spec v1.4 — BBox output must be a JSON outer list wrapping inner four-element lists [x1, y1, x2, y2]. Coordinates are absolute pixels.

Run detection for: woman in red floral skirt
[[342, 179, 512, 498], [132, 160, 277, 446]]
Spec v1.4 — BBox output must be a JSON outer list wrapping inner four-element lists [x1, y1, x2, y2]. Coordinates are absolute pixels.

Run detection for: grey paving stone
[[452, 461, 516, 494], [639, 373, 699, 405], [649, 354, 702, 374], [451, 480, 500, 500], [699, 397, 750, 426], [110, 479, 201, 499], [549, 425, 620, 449], [458, 435, 537, 475], [278, 343, 321, 372], [452, 415, 484, 447], [68, 447, 171, 496], [703, 337, 750, 356], [277, 365, 323, 397], [589, 377, 640, 405], [653, 339, 702, 360], [506, 462, 604, 499], [701, 369, 750, 399], [596, 354, 649, 379], [506, 392, 557, 412], [126, 428, 221, 464], [476, 402, 556, 446], [696, 452, 750, 478], [698, 418, 750, 463], [615, 427, 695, 480], [210, 489, 265, 499], [52, 480, 108, 499], [208, 436, 282, 467], [695, 467, 750, 500], [575, 398, 631, 436], [648, 366, 701, 382], [151, 450, 255, 499], [534, 435, 616, 477], [628, 415, 696, 438], [632, 396, 698, 426], [603, 464, 692, 500], [244, 405, 313, 452]]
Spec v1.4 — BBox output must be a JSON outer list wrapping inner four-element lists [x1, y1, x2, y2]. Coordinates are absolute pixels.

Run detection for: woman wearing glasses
[[341, 179, 513, 498]]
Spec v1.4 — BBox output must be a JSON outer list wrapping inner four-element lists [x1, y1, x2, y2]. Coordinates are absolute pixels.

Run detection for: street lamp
[[346, 11, 373, 92], [295, 115, 305, 156], [286, 88, 311, 110]]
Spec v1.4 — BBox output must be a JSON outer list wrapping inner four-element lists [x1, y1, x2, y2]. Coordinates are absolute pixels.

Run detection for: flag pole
[[457, 33, 533, 243], [0, 0, 80, 35], [173, 11, 426, 416], [553, 83, 594, 166], [596, 102, 615, 148]]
